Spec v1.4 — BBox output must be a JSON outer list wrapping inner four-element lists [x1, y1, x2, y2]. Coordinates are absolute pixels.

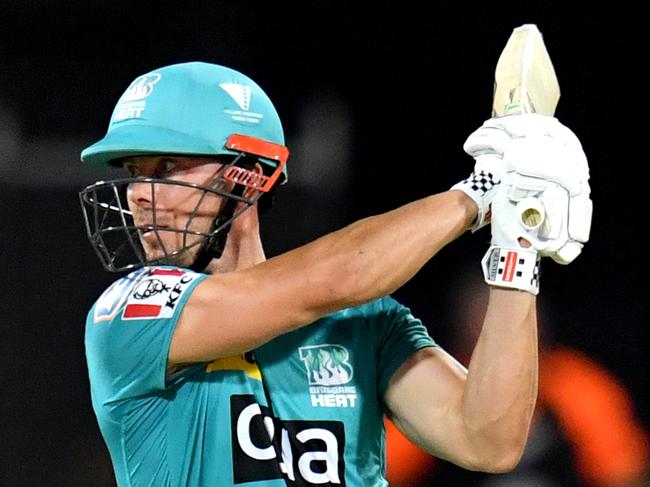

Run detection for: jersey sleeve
[[85, 267, 206, 404], [371, 296, 437, 398]]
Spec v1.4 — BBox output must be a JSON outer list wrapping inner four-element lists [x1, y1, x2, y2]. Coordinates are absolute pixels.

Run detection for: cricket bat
[[492, 23, 560, 228], [493, 23, 560, 117]]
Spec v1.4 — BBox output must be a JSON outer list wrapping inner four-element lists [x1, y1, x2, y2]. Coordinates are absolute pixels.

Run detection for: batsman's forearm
[[461, 287, 538, 470], [177, 190, 476, 363], [283, 190, 475, 315]]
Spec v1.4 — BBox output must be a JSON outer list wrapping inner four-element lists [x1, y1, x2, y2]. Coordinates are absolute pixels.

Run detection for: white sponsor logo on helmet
[[220, 83, 264, 124], [220, 83, 251, 110], [112, 73, 162, 122], [120, 74, 162, 102]]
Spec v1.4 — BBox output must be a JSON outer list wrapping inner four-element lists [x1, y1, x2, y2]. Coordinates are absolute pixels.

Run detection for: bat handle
[[517, 197, 545, 230]]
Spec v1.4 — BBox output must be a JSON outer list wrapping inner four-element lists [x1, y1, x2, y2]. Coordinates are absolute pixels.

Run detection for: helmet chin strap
[[188, 195, 240, 273], [188, 157, 252, 274]]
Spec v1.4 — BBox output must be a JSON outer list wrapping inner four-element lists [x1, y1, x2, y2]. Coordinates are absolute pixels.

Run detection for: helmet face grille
[[79, 173, 261, 273]]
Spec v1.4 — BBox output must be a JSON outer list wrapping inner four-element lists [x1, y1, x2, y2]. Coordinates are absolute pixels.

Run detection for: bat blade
[[492, 24, 560, 117]]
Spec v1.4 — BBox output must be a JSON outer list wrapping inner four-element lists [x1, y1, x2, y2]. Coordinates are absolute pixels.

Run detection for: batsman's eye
[[123, 162, 141, 177], [160, 159, 178, 175]]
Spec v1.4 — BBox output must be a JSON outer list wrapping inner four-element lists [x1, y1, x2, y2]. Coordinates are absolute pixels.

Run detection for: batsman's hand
[[477, 114, 592, 294], [493, 114, 592, 264]]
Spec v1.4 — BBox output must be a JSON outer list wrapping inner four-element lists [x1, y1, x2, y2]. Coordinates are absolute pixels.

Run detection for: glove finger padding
[[463, 122, 512, 160], [479, 114, 591, 194], [504, 132, 590, 198]]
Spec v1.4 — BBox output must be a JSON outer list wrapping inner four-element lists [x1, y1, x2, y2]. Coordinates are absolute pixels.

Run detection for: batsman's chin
[[148, 249, 196, 268], [137, 227, 206, 267], [141, 240, 189, 265]]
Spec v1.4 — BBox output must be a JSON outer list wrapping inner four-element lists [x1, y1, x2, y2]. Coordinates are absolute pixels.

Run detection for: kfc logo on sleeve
[[122, 268, 199, 320]]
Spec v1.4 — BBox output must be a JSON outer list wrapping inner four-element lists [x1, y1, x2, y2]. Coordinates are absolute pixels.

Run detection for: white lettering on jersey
[[231, 395, 345, 486], [296, 428, 341, 484], [236, 403, 275, 460]]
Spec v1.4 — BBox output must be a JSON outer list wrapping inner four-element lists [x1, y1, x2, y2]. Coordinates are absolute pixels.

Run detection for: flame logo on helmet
[[119, 74, 162, 103]]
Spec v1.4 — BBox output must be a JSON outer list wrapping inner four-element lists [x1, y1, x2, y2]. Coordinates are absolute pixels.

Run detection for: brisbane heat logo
[[299, 345, 357, 408], [299, 345, 353, 386], [112, 73, 161, 122]]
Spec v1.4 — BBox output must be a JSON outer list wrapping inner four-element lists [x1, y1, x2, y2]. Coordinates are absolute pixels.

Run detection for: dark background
[[0, 1, 644, 485]]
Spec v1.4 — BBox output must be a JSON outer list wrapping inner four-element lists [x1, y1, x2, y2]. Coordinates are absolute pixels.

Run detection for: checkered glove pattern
[[451, 155, 504, 232]]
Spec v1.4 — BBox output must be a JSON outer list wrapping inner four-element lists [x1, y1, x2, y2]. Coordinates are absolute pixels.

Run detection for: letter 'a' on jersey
[[80, 61, 288, 183], [85, 266, 437, 486]]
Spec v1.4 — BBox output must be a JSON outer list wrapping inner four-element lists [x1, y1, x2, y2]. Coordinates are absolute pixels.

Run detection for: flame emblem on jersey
[[299, 344, 353, 386]]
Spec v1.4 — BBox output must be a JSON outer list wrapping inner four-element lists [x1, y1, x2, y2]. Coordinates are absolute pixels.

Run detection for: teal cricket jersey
[[85, 266, 436, 486]]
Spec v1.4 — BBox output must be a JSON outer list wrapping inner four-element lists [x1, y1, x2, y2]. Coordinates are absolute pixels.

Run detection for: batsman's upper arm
[[167, 258, 346, 366], [384, 347, 478, 467]]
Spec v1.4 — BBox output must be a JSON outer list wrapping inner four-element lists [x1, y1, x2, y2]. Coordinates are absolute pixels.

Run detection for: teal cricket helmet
[[79, 62, 290, 273], [81, 61, 288, 184]]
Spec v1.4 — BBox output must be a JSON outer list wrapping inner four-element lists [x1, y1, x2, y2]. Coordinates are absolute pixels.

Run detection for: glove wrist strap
[[450, 167, 500, 232], [481, 246, 541, 295]]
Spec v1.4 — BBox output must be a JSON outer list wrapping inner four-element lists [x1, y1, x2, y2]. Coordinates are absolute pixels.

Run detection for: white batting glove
[[480, 114, 593, 294], [499, 114, 592, 263]]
